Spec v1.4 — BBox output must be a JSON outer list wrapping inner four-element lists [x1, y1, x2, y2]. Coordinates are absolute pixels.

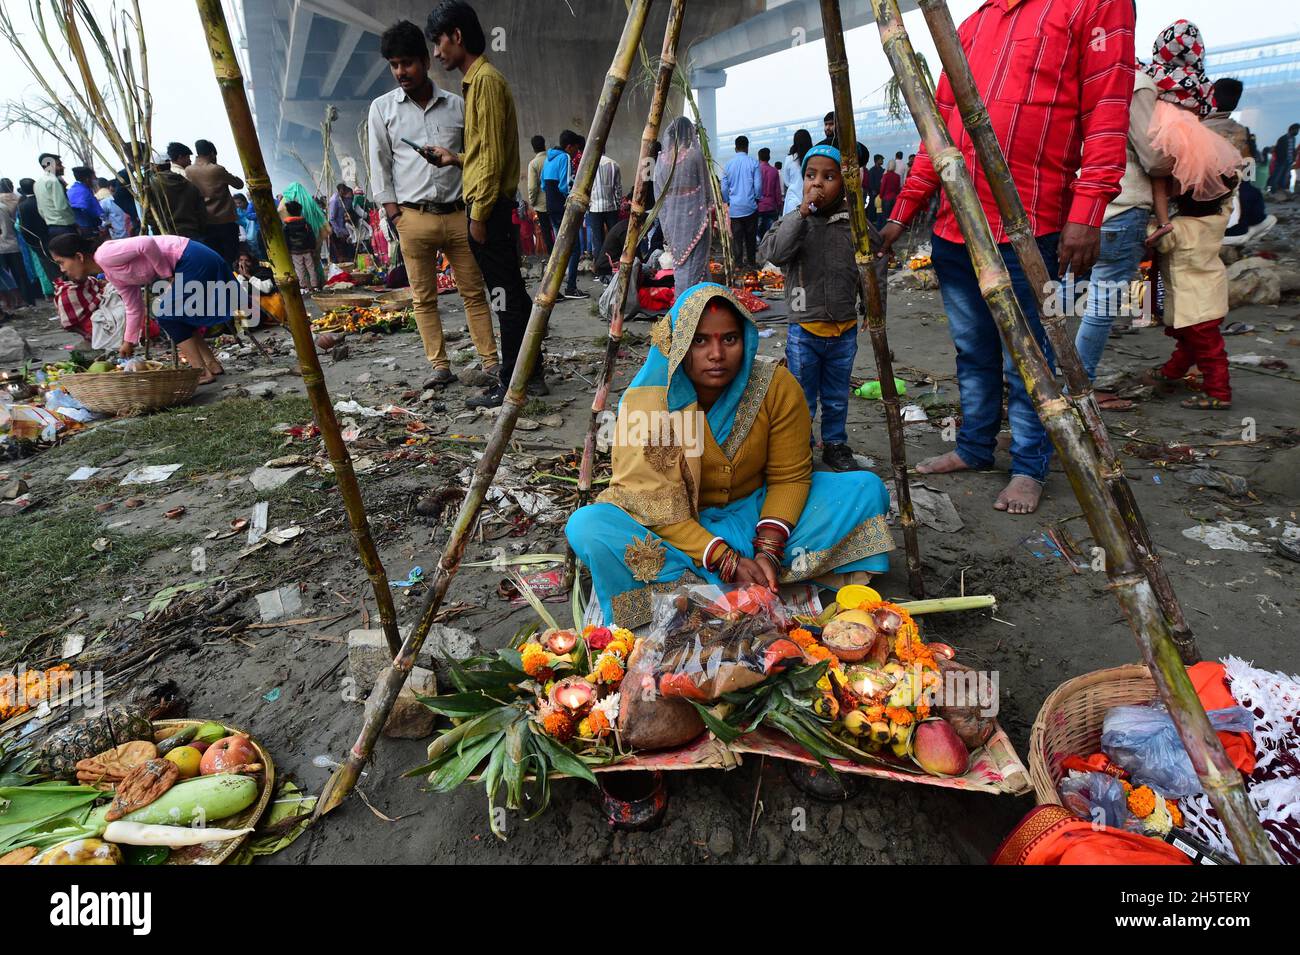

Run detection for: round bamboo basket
[[1028, 664, 1155, 805], [152, 718, 276, 865], [63, 367, 202, 416], [375, 288, 413, 309]]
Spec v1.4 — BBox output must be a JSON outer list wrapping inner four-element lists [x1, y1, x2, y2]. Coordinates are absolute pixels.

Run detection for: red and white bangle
[[702, 537, 727, 573]]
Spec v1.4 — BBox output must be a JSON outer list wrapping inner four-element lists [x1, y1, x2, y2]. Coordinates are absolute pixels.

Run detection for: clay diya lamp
[[549, 676, 595, 715]]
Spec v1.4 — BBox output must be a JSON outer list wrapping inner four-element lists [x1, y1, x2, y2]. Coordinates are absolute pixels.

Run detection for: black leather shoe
[[822, 443, 859, 472], [465, 385, 505, 410]]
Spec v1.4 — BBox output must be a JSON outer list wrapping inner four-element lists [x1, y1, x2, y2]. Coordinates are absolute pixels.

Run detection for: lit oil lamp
[[544, 629, 578, 655], [549, 676, 595, 714]]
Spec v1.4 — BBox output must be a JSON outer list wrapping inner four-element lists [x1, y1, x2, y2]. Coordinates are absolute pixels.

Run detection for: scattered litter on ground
[[1174, 468, 1250, 496], [887, 481, 963, 534], [1181, 521, 1270, 553], [66, 466, 102, 481], [119, 463, 181, 485], [249, 464, 310, 492], [248, 501, 269, 544], [389, 566, 424, 588], [256, 585, 304, 622]]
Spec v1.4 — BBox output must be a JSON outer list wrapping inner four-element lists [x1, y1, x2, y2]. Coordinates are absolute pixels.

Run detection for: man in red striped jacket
[[879, 0, 1134, 515]]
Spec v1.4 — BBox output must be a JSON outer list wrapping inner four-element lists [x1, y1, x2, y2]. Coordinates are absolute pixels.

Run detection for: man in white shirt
[[586, 153, 622, 279], [368, 19, 498, 388]]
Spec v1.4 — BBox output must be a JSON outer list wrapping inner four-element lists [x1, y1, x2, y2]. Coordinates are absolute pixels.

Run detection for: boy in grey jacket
[[759, 144, 886, 471]]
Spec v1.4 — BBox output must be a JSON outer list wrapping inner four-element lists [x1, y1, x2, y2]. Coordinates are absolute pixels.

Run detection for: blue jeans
[[931, 231, 1059, 483], [786, 322, 857, 445], [1075, 207, 1148, 379], [549, 208, 579, 291]]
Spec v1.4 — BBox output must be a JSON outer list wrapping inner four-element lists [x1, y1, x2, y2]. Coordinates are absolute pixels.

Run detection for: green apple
[[192, 721, 228, 745]]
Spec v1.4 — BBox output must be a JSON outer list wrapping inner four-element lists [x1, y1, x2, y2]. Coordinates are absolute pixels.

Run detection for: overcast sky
[[1, 1, 1295, 187]]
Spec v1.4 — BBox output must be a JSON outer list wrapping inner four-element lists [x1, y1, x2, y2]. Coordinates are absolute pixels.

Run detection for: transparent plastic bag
[[1100, 703, 1254, 798], [643, 582, 802, 701], [1058, 770, 1129, 829]]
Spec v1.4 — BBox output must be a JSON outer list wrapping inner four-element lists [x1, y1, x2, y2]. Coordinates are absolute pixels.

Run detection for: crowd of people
[[0, 0, 1296, 606]]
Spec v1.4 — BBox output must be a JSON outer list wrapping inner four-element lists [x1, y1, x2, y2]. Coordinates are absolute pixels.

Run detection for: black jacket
[[282, 217, 316, 254], [146, 171, 208, 238], [17, 194, 48, 251]]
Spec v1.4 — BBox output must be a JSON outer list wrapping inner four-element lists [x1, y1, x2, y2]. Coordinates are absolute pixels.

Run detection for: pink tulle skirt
[[1148, 99, 1242, 201]]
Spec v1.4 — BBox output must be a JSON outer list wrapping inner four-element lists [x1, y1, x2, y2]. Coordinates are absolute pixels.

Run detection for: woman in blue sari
[[566, 283, 894, 629]]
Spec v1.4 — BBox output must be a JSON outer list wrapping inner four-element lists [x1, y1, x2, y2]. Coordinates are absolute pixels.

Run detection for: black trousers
[[204, 222, 241, 266], [730, 212, 757, 267], [469, 198, 533, 389]]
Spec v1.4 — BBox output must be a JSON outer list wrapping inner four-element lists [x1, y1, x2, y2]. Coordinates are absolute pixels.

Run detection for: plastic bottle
[[854, 377, 907, 399]]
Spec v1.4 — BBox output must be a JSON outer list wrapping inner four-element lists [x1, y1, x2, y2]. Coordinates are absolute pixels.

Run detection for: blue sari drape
[[566, 282, 892, 628]]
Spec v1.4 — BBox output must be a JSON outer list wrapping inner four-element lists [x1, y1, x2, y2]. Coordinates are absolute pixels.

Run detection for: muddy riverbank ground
[[2, 202, 1297, 864]]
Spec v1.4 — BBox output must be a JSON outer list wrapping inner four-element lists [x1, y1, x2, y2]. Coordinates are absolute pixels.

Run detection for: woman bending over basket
[[566, 282, 895, 630], [48, 233, 229, 385]]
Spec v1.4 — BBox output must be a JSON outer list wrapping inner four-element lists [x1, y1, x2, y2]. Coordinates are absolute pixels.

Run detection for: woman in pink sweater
[[49, 234, 231, 384]]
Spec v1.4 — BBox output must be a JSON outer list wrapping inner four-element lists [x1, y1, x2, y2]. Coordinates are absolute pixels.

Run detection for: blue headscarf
[[801, 143, 841, 174], [625, 282, 759, 446]]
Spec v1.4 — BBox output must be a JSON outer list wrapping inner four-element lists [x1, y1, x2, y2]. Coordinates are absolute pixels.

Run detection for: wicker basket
[[63, 367, 202, 416], [311, 290, 377, 309], [1028, 664, 1156, 805]]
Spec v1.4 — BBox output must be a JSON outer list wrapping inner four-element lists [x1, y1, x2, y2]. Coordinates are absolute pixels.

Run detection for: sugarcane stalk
[[194, 0, 401, 657], [897, 595, 995, 615], [820, 0, 924, 598], [574, 0, 685, 520], [314, 0, 656, 819], [915, 0, 1194, 661], [870, 0, 1274, 864]]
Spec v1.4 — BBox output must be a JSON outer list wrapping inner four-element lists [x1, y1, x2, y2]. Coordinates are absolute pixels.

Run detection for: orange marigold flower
[[885, 706, 914, 726], [542, 710, 574, 742], [915, 702, 931, 720], [588, 709, 611, 735], [864, 705, 885, 720], [521, 645, 549, 677], [1127, 785, 1157, 819], [595, 655, 625, 684], [1166, 799, 1184, 828], [789, 628, 816, 649]]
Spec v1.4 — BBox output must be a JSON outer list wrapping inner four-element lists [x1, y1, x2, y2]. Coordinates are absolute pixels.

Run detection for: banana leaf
[[530, 728, 599, 786], [416, 692, 505, 719], [0, 782, 102, 854], [427, 731, 504, 793]]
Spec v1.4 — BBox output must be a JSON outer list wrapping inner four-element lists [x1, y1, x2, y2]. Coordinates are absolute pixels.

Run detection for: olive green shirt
[[459, 55, 519, 223]]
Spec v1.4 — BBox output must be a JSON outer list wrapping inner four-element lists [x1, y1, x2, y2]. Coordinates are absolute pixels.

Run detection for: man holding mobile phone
[[368, 18, 499, 390], [424, 0, 538, 410]]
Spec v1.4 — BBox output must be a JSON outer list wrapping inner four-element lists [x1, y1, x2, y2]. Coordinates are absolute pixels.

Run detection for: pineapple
[[36, 705, 154, 778]]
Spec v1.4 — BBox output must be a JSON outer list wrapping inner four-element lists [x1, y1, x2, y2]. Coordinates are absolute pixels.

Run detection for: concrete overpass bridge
[[228, 0, 917, 194], [1204, 32, 1300, 151]]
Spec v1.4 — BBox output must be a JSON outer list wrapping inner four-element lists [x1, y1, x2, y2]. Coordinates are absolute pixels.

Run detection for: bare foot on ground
[[915, 450, 969, 474], [196, 371, 217, 385], [994, 475, 1043, 514]]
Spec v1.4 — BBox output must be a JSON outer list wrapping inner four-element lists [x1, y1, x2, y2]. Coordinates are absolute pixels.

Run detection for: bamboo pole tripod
[[865, 0, 1274, 862], [913, 0, 1193, 662], [313, 0, 661, 817], [575, 0, 686, 517], [819, 0, 924, 598], [194, 0, 403, 657]]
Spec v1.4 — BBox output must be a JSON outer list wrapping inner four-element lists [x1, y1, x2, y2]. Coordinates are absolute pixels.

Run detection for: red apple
[[200, 735, 259, 775]]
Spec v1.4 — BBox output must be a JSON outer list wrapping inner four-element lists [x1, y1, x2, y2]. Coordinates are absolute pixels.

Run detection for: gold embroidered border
[[663, 285, 756, 381], [598, 485, 694, 526], [779, 513, 895, 583], [721, 357, 777, 460], [609, 571, 706, 631]]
